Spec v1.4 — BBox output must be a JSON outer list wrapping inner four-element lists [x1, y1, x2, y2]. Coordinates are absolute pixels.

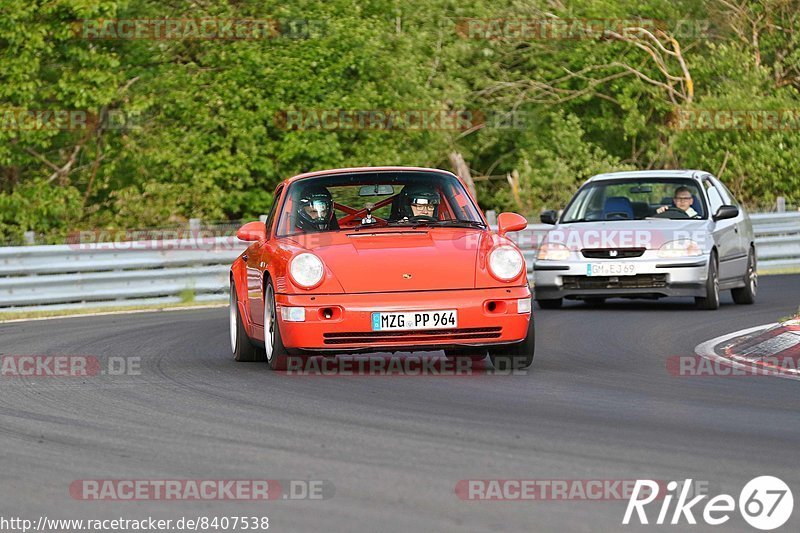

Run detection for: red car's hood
[[287, 229, 482, 292]]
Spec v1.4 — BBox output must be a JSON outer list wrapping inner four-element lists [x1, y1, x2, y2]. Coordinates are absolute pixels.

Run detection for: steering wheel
[[653, 206, 690, 219], [409, 215, 438, 223]]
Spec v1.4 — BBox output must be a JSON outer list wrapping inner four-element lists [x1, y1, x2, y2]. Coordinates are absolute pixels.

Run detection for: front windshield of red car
[[275, 171, 485, 237]]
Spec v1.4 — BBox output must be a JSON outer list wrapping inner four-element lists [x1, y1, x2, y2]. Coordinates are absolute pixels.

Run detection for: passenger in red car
[[397, 184, 440, 220]]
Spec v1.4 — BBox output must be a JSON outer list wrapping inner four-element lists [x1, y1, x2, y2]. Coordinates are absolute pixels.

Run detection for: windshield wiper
[[436, 219, 487, 228], [385, 219, 438, 228], [385, 219, 486, 229]]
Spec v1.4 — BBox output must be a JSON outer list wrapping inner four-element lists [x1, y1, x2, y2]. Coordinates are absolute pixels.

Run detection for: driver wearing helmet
[[295, 185, 337, 232], [397, 184, 441, 220]]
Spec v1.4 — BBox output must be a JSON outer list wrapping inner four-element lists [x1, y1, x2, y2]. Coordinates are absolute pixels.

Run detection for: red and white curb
[[694, 319, 800, 380]]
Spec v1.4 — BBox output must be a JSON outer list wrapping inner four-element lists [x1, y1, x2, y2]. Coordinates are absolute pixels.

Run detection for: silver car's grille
[[562, 274, 667, 290], [581, 248, 646, 259]]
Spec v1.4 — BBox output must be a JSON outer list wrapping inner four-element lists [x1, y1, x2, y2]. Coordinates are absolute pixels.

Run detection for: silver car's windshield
[[561, 179, 707, 222]]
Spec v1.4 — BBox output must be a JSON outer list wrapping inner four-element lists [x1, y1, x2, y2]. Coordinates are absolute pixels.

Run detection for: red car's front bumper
[[274, 286, 531, 353]]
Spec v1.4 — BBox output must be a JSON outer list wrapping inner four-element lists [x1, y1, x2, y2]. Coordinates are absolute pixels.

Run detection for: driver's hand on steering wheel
[[656, 205, 669, 214]]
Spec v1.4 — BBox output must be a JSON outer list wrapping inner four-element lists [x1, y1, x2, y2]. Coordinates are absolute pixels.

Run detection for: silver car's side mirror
[[713, 205, 739, 221], [540, 210, 558, 225]]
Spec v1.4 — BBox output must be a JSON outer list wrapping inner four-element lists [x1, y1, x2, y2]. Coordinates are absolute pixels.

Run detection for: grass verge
[[0, 300, 227, 322]]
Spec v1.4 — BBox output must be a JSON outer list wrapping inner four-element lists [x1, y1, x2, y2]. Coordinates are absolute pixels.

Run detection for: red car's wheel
[[230, 281, 266, 362], [489, 316, 534, 370], [443, 348, 487, 361], [264, 280, 293, 371]]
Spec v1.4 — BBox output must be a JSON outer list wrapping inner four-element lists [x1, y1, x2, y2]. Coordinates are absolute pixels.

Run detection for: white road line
[[694, 323, 800, 381]]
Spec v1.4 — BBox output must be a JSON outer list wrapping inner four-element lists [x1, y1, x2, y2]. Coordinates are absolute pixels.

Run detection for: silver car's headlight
[[289, 253, 324, 288], [536, 243, 570, 261], [488, 245, 524, 281], [657, 239, 702, 258]]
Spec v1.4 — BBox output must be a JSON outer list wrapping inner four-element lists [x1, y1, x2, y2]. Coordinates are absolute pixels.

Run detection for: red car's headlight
[[288, 253, 324, 289], [488, 245, 524, 281]]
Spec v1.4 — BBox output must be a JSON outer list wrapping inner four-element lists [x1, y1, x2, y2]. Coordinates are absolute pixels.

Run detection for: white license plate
[[371, 310, 457, 331], [586, 263, 636, 276]]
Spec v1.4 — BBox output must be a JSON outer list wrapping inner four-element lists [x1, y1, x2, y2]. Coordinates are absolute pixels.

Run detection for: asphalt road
[[1, 275, 799, 533]]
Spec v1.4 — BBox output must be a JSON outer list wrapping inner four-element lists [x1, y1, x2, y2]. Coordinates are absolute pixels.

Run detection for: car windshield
[[275, 171, 484, 236], [560, 178, 707, 222]]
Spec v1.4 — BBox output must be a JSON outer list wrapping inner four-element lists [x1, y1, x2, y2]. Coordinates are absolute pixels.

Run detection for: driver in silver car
[[656, 186, 699, 217]]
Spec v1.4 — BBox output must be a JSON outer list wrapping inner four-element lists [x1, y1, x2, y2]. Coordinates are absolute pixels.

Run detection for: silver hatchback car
[[532, 170, 757, 310]]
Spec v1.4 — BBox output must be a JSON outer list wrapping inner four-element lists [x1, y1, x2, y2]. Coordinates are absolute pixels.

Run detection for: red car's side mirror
[[497, 212, 528, 237], [236, 221, 267, 242]]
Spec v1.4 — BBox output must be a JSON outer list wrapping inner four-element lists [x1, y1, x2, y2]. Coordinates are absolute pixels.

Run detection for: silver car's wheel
[[536, 298, 562, 309], [696, 253, 720, 310], [732, 248, 757, 305]]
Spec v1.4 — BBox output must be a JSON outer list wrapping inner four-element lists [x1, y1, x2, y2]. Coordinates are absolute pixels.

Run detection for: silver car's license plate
[[586, 263, 636, 276], [371, 310, 457, 331]]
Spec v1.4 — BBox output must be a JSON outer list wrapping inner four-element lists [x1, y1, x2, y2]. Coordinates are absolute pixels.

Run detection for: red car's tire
[[230, 281, 266, 362], [264, 280, 295, 371], [443, 348, 488, 361], [489, 316, 535, 371]]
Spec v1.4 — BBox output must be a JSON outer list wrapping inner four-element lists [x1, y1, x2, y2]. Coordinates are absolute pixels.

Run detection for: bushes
[[1, 0, 798, 242]]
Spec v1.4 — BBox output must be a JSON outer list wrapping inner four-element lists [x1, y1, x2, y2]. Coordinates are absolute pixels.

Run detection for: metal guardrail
[[0, 237, 244, 311], [0, 212, 798, 311]]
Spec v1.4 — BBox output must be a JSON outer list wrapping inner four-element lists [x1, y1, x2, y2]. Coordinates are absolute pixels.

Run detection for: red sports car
[[229, 167, 534, 370]]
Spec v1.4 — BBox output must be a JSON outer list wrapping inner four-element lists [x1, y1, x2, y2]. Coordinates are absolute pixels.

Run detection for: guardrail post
[[777, 197, 786, 212], [23, 231, 35, 245]]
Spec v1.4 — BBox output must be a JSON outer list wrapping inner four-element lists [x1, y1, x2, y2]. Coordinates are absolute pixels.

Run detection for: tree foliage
[[1, 0, 798, 243]]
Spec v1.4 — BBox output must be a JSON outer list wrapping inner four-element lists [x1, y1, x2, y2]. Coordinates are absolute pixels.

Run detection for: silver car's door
[[703, 177, 744, 281], [713, 175, 752, 258]]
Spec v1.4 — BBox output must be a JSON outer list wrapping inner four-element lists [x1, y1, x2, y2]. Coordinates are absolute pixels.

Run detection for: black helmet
[[296, 185, 334, 232], [399, 184, 440, 218]]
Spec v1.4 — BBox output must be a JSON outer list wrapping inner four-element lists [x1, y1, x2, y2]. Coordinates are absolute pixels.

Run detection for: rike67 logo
[[623, 476, 793, 530]]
